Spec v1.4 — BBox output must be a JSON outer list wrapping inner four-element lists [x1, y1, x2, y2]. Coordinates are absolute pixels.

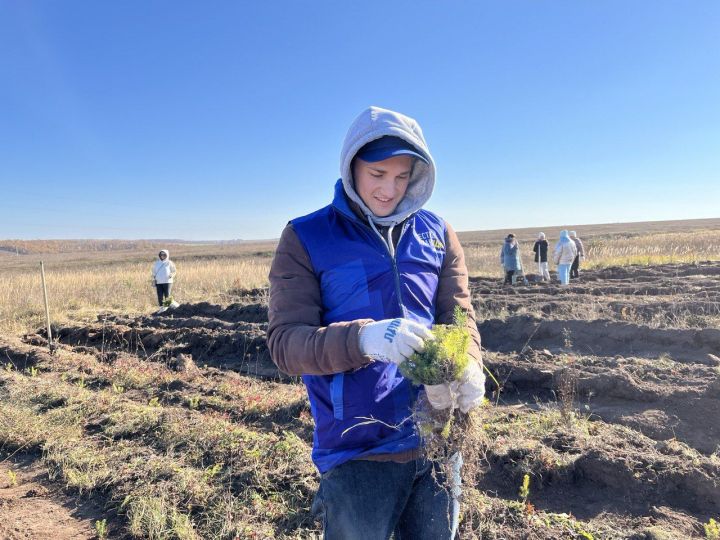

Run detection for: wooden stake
[[40, 261, 54, 352]]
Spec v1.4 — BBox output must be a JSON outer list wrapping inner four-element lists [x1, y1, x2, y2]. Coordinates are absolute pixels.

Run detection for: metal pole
[[40, 261, 54, 352]]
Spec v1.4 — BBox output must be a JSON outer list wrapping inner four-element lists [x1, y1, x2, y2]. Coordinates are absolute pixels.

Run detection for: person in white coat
[[151, 249, 176, 306], [553, 231, 577, 286]]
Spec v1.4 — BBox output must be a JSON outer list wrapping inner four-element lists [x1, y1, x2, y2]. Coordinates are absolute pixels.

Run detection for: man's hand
[[359, 318, 433, 365], [456, 361, 485, 413], [424, 380, 459, 410], [424, 361, 485, 413]]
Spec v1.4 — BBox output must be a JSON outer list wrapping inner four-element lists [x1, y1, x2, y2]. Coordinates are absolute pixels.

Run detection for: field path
[[0, 454, 110, 540]]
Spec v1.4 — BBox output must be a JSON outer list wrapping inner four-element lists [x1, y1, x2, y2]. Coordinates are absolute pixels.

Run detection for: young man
[[267, 106, 484, 539]]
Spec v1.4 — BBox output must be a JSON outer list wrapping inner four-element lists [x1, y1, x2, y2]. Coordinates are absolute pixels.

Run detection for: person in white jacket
[[553, 231, 577, 286], [151, 249, 176, 306]]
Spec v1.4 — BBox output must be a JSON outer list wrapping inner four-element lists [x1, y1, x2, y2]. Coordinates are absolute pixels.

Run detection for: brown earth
[[0, 453, 124, 540], [2, 261, 720, 538]]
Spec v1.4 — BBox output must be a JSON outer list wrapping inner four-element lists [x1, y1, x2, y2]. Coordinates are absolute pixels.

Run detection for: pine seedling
[[706, 518, 719, 540], [95, 519, 108, 539], [399, 306, 470, 386], [519, 473, 530, 502]]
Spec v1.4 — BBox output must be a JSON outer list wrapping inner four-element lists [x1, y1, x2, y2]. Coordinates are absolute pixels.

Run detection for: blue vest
[[291, 179, 447, 473]]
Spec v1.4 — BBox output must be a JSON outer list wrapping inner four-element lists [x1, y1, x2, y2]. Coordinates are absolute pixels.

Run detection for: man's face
[[353, 155, 413, 217]]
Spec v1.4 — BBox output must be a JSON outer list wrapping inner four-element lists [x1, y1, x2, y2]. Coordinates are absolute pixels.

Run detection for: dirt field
[[2, 260, 719, 538]]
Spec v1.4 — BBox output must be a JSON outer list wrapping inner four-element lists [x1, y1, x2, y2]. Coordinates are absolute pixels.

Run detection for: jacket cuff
[[345, 319, 374, 370]]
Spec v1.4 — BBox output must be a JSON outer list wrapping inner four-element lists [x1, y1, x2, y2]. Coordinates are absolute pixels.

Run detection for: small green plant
[[187, 396, 200, 409], [27, 366, 38, 377], [76, 376, 86, 389], [148, 397, 160, 407], [7, 470, 18, 487], [203, 462, 223, 482], [95, 518, 108, 539], [399, 306, 470, 385], [4, 362, 14, 372], [162, 296, 175, 307], [112, 382, 125, 394], [518, 473, 530, 502], [706, 518, 720, 540]]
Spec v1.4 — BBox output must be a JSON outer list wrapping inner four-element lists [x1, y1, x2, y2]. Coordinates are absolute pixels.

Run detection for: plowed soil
[[2, 261, 719, 538]]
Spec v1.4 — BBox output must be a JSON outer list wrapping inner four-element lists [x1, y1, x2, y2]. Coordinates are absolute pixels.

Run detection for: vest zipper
[[368, 219, 411, 318]]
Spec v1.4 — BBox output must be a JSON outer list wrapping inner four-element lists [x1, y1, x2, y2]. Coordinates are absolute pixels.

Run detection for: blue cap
[[355, 136, 428, 164]]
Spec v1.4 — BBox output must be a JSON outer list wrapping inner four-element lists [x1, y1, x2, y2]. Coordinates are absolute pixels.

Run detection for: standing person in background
[[151, 249, 176, 308], [533, 232, 550, 282], [569, 230, 585, 279], [267, 106, 484, 539], [500, 233, 521, 285], [553, 231, 577, 286]]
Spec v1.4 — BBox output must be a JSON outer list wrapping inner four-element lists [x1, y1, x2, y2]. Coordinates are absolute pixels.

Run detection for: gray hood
[[340, 106, 436, 227]]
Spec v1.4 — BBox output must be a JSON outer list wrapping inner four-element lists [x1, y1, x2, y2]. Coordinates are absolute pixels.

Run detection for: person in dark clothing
[[570, 230, 586, 279], [533, 232, 550, 282]]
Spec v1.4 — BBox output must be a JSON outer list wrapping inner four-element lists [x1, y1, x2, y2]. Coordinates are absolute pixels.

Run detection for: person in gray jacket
[[569, 231, 585, 279], [500, 233, 522, 285]]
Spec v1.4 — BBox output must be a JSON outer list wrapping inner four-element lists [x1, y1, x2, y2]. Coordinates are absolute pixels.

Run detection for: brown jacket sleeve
[[267, 224, 373, 376], [434, 222, 482, 365]]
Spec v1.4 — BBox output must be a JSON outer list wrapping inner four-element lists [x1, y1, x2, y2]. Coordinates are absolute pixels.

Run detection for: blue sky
[[1, 1, 718, 240]]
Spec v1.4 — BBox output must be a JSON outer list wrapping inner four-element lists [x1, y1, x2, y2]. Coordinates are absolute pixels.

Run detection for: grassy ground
[[2, 223, 720, 336], [462, 227, 720, 277], [2, 342, 672, 539], [0, 243, 274, 336], [1, 220, 719, 538]]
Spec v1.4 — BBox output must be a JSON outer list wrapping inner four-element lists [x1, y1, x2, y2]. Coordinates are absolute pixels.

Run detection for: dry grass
[[0, 344, 625, 539], [583, 230, 720, 268], [0, 344, 318, 539], [2, 224, 719, 336], [0, 258, 271, 335], [464, 228, 720, 278]]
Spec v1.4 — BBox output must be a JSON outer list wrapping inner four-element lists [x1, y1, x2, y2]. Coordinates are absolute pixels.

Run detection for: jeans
[[156, 283, 172, 306], [504, 270, 515, 285], [558, 264, 571, 285], [571, 255, 580, 278], [312, 457, 460, 540]]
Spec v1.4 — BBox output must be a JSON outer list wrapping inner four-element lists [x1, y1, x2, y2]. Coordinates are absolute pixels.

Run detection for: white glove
[[359, 318, 433, 365], [425, 380, 460, 410], [457, 361, 485, 413], [424, 361, 485, 413]]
